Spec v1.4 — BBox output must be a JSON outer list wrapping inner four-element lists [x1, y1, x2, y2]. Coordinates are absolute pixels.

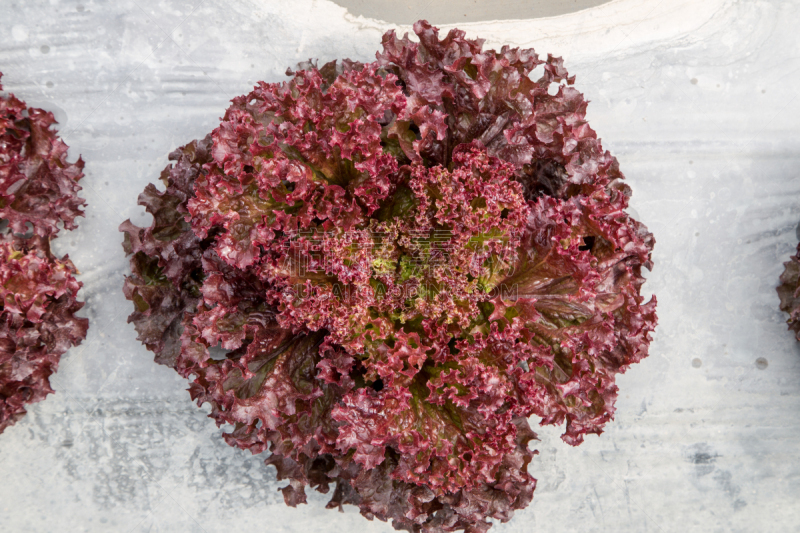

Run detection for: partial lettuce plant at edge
[[0, 72, 88, 433], [777, 234, 800, 339], [121, 21, 657, 533]]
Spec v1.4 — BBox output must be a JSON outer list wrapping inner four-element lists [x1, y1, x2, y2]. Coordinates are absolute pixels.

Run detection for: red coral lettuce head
[[0, 71, 88, 433], [121, 21, 656, 533]]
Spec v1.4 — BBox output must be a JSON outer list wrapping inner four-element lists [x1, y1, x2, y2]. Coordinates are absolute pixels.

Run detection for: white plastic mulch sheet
[[0, 1, 799, 532]]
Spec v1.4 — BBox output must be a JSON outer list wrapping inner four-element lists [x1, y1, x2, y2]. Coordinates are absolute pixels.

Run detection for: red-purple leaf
[[778, 240, 800, 340]]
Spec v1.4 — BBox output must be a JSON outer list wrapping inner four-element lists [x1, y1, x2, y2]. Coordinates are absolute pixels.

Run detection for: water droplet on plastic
[[691, 358, 702, 368], [755, 357, 768, 370]]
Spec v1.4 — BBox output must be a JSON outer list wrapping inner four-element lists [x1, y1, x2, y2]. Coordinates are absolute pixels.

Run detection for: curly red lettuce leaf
[[0, 72, 88, 433], [0, 75, 85, 238], [778, 240, 800, 340], [121, 137, 210, 367], [121, 20, 656, 533]]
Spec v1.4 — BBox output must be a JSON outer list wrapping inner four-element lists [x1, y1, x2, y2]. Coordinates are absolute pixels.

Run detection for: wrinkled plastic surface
[[0, 1, 799, 532]]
